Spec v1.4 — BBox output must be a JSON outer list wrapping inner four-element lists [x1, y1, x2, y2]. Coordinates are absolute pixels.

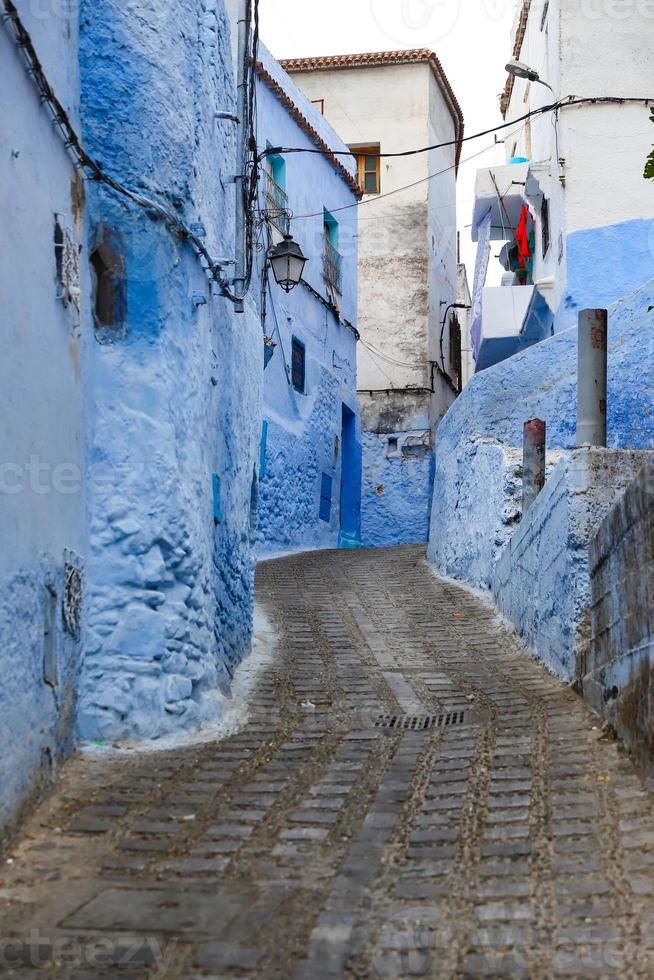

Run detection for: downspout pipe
[[233, 0, 249, 313]]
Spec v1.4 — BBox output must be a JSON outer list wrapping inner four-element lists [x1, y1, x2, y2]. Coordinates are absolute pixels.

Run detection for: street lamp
[[268, 234, 308, 293], [505, 59, 554, 93]]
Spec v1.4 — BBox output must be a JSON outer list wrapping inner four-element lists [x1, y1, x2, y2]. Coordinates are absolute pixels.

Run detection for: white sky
[[258, 0, 519, 284]]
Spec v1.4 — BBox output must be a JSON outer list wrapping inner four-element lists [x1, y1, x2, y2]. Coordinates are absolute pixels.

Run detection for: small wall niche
[[90, 225, 127, 339]]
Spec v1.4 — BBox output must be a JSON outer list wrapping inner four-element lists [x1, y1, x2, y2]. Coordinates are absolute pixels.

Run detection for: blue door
[[339, 403, 362, 547]]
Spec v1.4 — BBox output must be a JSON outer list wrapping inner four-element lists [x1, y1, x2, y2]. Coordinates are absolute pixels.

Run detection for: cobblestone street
[[2, 546, 654, 979]]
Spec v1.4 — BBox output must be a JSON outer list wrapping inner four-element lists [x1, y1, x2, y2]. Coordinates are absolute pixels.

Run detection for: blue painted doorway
[[339, 403, 362, 548]]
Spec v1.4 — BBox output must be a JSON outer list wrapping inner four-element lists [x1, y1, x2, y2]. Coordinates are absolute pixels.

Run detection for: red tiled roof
[[280, 49, 465, 168], [255, 63, 362, 198], [500, 0, 531, 118]]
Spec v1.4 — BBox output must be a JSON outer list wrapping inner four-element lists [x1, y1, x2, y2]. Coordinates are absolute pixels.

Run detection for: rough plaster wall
[[360, 431, 435, 547], [427, 67, 458, 422], [254, 56, 360, 557], [284, 63, 432, 390], [78, 0, 261, 741], [0, 563, 81, 844], [259, 368, 343, 556], [493, 449, 647, 681], [429, 441, 524, 589], [428, 279, 654, 589], [586, 460, 654, 774], [287, 61, 460, 547], [0, 11, 86, 840], [359, 390, 434, 547]]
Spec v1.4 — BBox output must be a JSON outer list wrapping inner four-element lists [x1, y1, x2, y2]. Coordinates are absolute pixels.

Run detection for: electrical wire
[[262, 95, 654, 163], [266, 276, 291, 384], [358, 343, 396, 387], [1, 0, 256, 306], [358, 338, 425, 369], [291, 140, 501, 221], [242, 0, 261, 295]]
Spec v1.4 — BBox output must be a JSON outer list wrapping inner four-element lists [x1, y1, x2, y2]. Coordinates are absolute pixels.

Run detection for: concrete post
[[523, 418, 546, 514], [577, 309, 608, 447]]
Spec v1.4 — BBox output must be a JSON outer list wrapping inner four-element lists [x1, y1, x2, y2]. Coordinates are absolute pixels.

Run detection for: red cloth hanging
[[515, 206, 531, 268]]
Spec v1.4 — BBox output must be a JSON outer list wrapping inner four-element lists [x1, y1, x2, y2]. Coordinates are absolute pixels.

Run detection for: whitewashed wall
[[503, 0, 654, 327]]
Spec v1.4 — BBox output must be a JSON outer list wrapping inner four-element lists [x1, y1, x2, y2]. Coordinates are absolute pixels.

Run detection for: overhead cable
[[1, 0, 254, 305], [261, 95, 654, 163]]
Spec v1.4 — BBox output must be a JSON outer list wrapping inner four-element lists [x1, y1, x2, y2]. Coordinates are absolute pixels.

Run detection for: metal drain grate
[[374, 711, 468, 731]]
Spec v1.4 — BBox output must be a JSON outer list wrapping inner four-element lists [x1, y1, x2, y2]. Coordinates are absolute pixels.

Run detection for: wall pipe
[[522, 418, 546, 514], [576, 309, 608, 448], [233, 0, 249, 312]]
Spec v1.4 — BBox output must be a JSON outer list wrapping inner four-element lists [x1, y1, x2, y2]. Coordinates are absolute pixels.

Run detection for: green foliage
[[645, 107, 654, 180]]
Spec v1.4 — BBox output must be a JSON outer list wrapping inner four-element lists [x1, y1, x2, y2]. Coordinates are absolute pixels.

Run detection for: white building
[[282, 50, 464, 547], [471, 0, 654, 371]]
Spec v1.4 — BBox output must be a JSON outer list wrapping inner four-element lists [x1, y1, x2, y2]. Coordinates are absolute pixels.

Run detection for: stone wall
[[584, 461, 654, 774], [493, 450, 647, 681]]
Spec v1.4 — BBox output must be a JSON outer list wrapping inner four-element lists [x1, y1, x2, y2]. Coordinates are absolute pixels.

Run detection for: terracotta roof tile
[[255, 63, 362, 198], [280, 49, 464, 167]]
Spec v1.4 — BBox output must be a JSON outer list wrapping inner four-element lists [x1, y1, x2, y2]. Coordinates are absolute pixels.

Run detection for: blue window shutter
[[291, 338, 305, 393], [319, 473, 333, 523], [212, 473, 222, 524]]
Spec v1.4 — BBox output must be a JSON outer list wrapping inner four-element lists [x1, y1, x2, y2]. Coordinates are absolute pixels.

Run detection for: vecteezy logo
[[369, 0, 460, 47]]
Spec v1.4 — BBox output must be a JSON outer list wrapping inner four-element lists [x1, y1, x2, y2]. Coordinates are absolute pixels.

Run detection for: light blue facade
[[255, 49, 362, 558], [1, 0, 263, 839], [428, 277, 654, 590], [0, 7, 87, 842], [554, 218, 654, 332]]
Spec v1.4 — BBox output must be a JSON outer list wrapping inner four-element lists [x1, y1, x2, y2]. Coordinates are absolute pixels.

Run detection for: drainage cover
[[374, 711, 468, 731]]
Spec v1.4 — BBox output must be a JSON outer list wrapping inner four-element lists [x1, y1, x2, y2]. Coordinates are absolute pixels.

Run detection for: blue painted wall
[[77, 0, 262, 740], [361, 429, 434, 547], [0, 7, 87, 842], [428, 277, 654, 589], [555, 218, 654, 332], [255, 48, 361, 558]]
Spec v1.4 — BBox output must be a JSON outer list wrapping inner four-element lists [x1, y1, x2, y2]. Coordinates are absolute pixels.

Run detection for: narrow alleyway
[[2, 546, 654, 979]]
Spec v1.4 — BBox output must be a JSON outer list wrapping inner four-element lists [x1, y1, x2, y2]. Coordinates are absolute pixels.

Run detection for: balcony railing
[[263, 171, 289, 235], [323, 236, 343, 294]]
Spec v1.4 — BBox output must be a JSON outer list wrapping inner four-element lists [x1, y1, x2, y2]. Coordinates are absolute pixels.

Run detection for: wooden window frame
[[350, 144, 381, 195]]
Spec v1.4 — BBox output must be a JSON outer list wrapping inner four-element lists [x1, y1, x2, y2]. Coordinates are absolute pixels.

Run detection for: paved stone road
[[2, 546, 654, 979]]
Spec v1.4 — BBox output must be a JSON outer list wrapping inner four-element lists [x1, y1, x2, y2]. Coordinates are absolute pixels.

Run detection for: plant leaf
[[645, 149, 654, 180]]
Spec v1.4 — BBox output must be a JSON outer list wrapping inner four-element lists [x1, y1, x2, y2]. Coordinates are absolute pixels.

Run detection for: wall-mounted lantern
[[269, 234, 308, 293]]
